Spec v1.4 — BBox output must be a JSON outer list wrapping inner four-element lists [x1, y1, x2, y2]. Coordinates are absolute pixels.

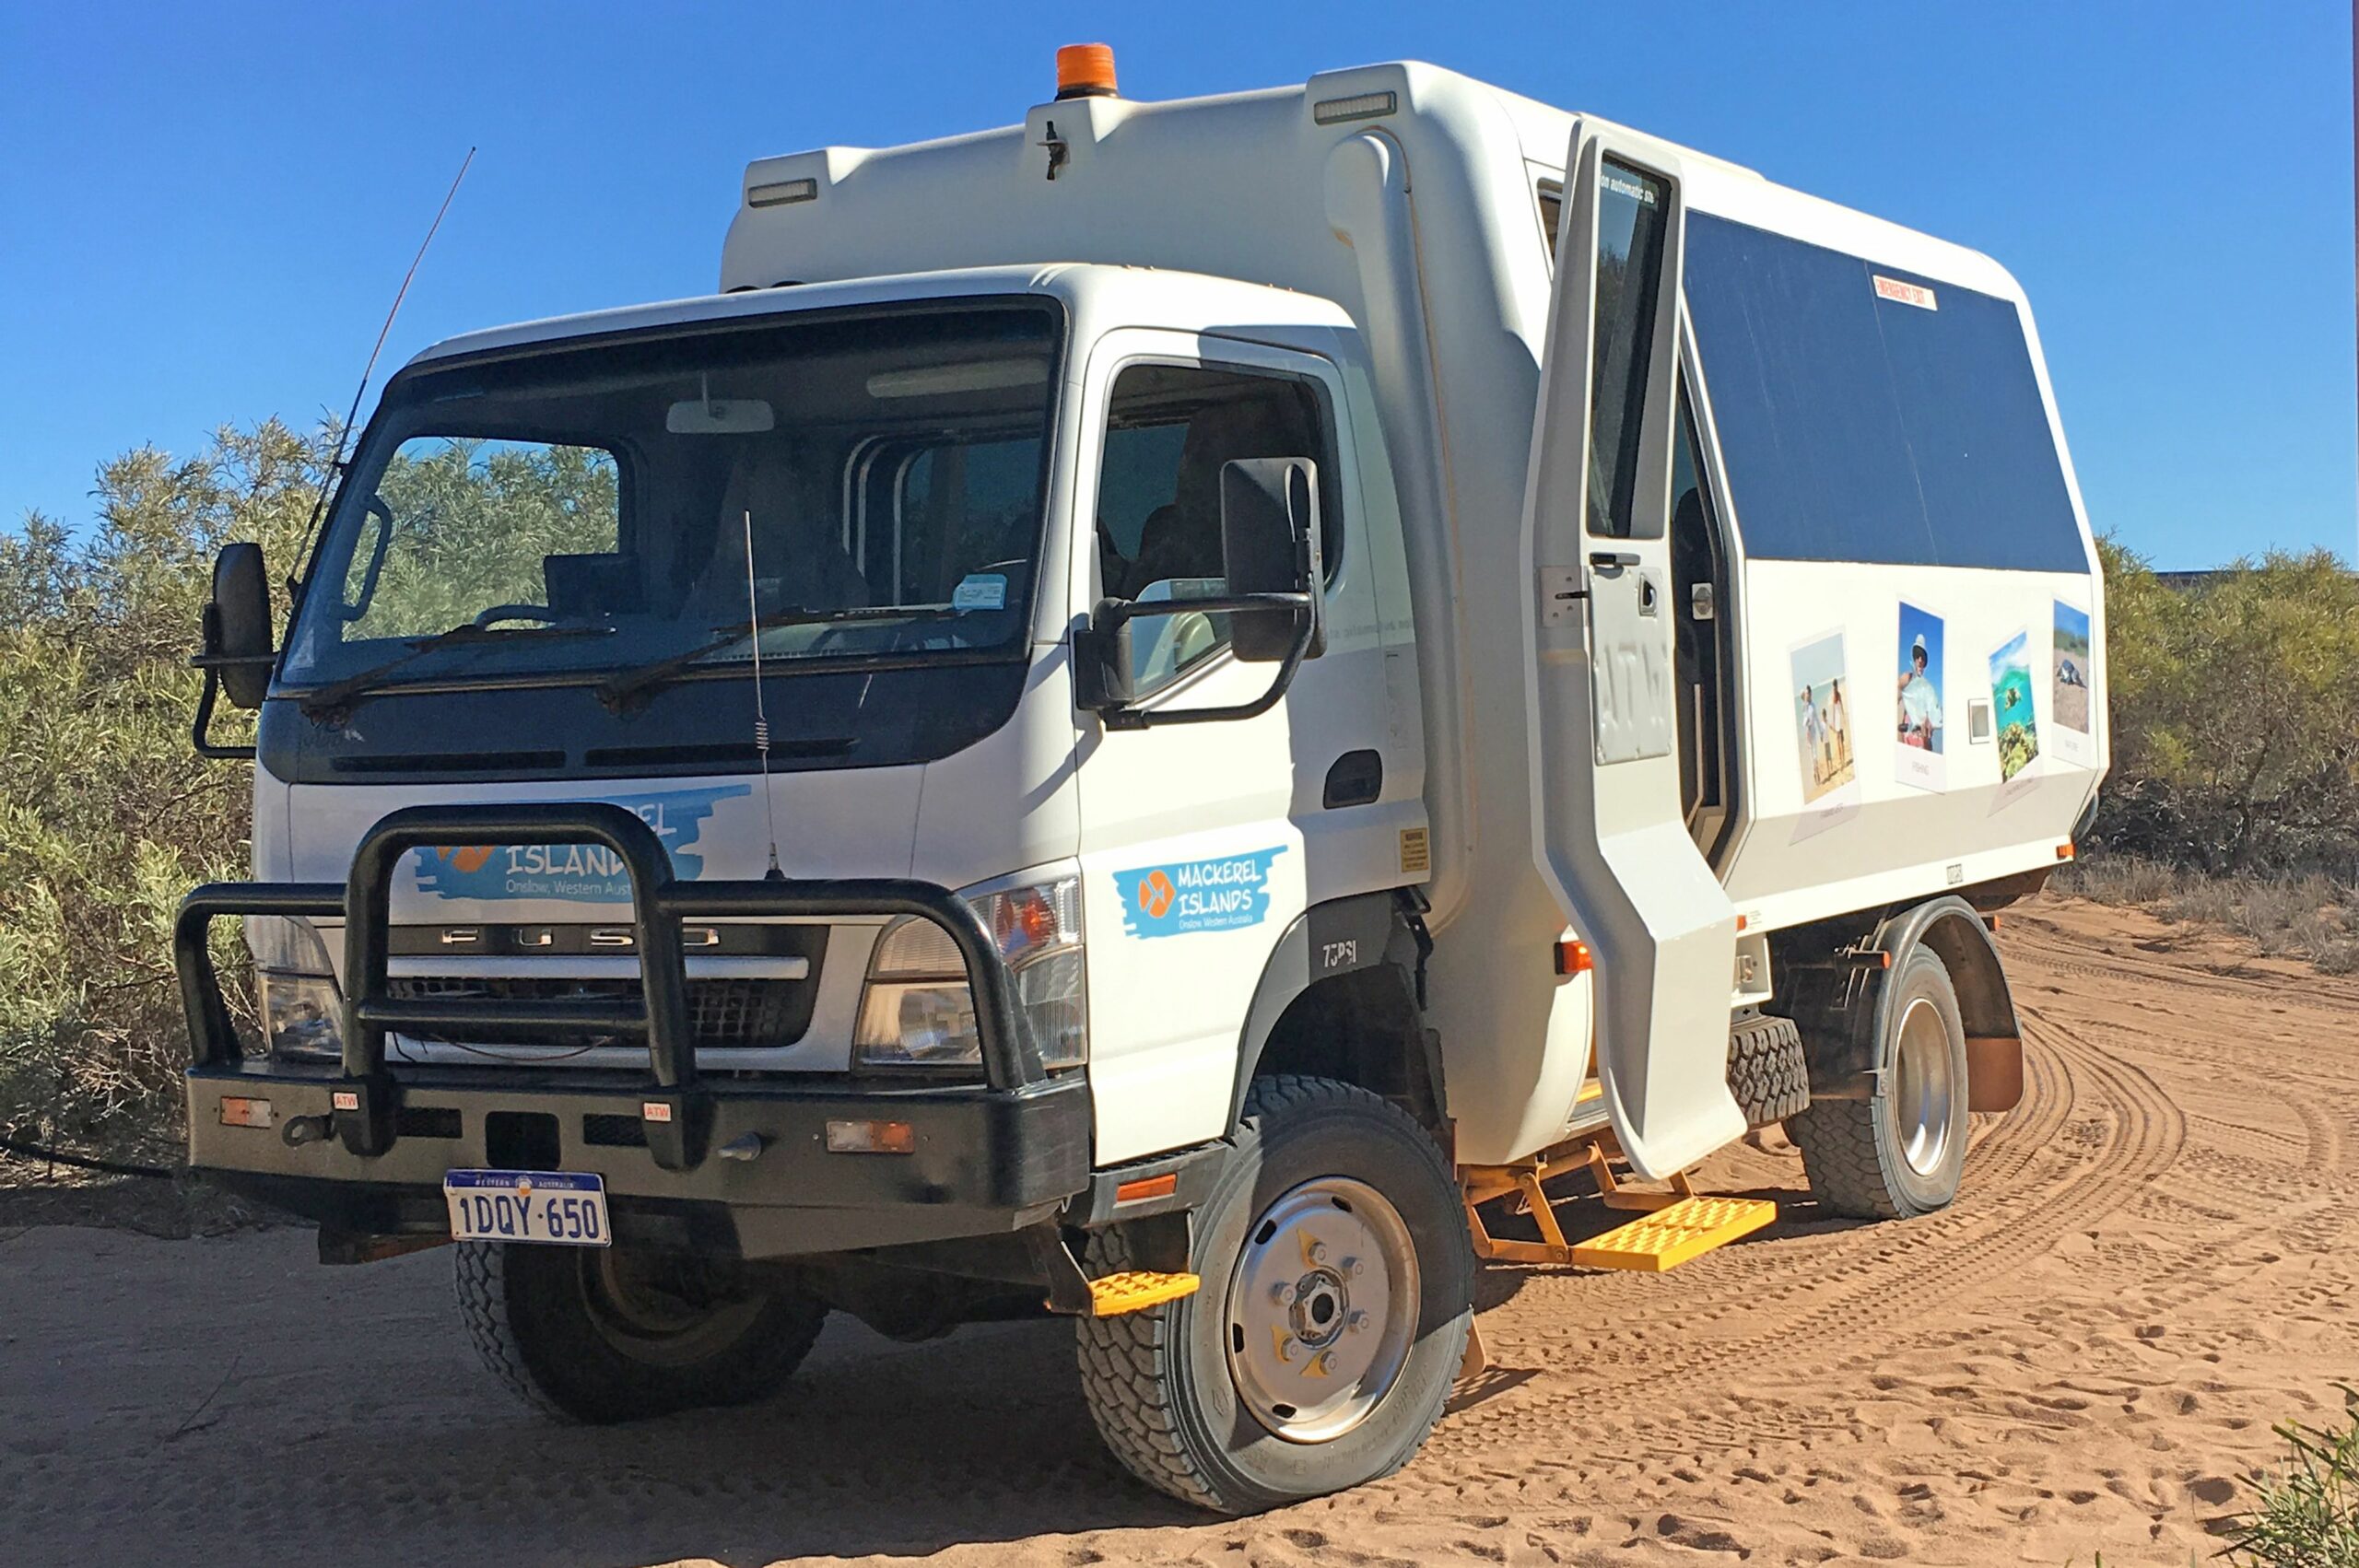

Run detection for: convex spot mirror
[[205, 542, 274, 708], [1219, 456, 1324, 663]]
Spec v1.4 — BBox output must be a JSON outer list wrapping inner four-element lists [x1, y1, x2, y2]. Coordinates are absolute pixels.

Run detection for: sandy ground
[[4, 894, 2355, 1567]]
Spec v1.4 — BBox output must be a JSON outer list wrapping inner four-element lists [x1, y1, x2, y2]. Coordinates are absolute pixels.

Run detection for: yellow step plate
[[1568, 1197, 1777, 1273], [1086, 1270, 1203, 1316]]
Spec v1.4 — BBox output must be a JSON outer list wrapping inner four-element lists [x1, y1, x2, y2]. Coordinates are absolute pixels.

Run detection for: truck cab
[[178, 50, 2101, 1514]]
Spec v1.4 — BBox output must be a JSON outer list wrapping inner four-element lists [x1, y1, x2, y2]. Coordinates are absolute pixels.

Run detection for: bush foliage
[[2, 421, 2356, 1160], [2092, 538, 2359, 875], [2224, 1387, 2359, 1568], [0, 422, 325, 1161]]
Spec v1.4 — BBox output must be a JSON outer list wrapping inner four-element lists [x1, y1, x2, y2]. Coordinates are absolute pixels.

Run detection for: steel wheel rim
[[1223, 1176, 1420, 1444], [1892, 995, 1956, 1176], [579, 1248, 763, 1366]]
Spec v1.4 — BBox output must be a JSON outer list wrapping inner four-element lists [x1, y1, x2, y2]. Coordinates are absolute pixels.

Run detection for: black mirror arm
[[1085, 590, 1320, 732], [189, 654, 268, 759]]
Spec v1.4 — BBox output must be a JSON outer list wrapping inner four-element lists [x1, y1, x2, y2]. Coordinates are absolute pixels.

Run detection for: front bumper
[[186, 1061, 1089, 1257], [176, 802, 1091, 1259]]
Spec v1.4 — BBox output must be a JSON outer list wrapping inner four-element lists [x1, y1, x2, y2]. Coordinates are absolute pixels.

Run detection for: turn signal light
[[218, 1096, 274, 1129], [1554, 939, 1593, 976], [827, 1118, 916, 1155], [1114, 1172, 1178, 1205], [1056, 42, 1118, 99], [2057, 842, 2076, 860]]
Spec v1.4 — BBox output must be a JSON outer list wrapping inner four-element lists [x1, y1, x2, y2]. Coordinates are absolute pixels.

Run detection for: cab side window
[[1094, 362, 1339, 696]]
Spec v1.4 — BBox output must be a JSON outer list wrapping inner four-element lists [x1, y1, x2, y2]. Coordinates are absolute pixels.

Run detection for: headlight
[[248, 916, 346, 1062], [854, 873, 1086, 1070]]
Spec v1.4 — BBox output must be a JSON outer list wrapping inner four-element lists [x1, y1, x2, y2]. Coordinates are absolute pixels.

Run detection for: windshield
[[281, 302, 1061, 695]]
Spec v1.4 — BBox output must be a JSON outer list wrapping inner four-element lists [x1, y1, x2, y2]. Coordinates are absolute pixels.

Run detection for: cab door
[[1521, 121, 1744, 1177]]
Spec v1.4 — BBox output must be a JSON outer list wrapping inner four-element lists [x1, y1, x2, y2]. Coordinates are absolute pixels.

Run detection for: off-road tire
[[1074, 1074, 1473, 1515], [1728, 1013, 1811, 1128], [455, 1241, 826, 1423], [1789, 947, 1970, 1220]]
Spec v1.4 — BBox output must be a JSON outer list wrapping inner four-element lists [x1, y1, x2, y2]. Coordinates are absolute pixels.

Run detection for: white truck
[[178, 50, 2103, 1511]]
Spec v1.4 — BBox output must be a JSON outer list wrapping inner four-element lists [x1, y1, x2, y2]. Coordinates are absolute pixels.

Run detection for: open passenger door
[[1520, 120, 1744, 1177]]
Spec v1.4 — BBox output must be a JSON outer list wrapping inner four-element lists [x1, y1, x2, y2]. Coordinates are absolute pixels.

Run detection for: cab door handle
[[1589, 550, 1640, 569]]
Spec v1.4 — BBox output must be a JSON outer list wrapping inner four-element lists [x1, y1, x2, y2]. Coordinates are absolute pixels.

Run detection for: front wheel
[[455, 1241, 827, 1423], [1076, 1075, 1473, 1514]]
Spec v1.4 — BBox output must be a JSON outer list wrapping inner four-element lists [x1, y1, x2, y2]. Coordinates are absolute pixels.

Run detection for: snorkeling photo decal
[[1988, 629, 2041, 787], [1895, 602, 1945, 792], [1789, 630, 1861, 839], [2050, 599, 2095, 766]]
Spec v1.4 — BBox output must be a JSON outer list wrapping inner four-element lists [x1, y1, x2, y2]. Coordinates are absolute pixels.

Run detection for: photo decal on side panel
[[1895, 601, 1946, 792], [1114, 846, 1288, 939], [1790, 629, 1861, 841], [1988, 627, 2042, 808], [2049, 599, 2095, 766]]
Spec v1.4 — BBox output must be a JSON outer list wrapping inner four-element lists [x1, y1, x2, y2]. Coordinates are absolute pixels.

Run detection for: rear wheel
[[1789, 946, 1970, 1219], [455, 1241, 827, 1422], [1075, 1074, 1473, 1514]]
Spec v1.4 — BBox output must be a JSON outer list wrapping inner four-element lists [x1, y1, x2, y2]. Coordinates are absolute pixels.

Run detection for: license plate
[[444, 1169, 610, 1247]]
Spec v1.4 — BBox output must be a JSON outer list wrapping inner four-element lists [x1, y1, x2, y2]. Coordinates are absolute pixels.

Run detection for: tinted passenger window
[[1095, 363, 1334, 696], [1586, 160, 1672, 540], [1683, 214, 2084, 571]]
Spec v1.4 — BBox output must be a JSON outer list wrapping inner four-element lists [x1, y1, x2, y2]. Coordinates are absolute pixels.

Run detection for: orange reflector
[[2057, 842, 2076, 860], [1734, 913, 1749, 931], [217, 1096, 273, 1129], [1114, 1172, 1178, 1205], [827, 1119, 916, 1155], [1554, 939, 1593, 976], [1055, 42, 1118, 99]]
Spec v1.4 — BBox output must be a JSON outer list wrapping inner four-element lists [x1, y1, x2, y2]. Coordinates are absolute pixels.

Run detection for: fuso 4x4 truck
[[177, 51, 2103, 1511]]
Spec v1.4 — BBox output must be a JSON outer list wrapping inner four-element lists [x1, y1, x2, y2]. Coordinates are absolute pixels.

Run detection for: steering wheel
[[471, 603, 559, 629]]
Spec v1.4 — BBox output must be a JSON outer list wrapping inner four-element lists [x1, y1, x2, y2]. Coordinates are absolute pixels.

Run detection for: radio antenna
[[288, 146, 477, 596], [743, 509, 785, 882]]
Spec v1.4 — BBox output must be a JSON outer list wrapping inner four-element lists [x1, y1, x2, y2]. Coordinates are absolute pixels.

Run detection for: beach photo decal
[[2050, 599, 2095, 766], [1895, 602, 1945, 792], [1788, 630, 1862, 839], [1988, 628, 2040, 787]]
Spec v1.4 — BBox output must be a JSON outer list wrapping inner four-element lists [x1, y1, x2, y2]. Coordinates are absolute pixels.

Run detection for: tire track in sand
[[1416, 947, 2187, 1473]]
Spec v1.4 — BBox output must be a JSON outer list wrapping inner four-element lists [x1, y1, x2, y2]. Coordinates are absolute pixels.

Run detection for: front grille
[[385, 975, 814, 1051]]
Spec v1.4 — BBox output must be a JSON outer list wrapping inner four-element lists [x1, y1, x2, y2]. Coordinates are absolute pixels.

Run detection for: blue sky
[[1, 2, 2350, 568]]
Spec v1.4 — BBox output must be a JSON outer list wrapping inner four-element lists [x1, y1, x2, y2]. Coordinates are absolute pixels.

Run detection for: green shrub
[[2225, 1387, 2359, 1568], [2093, 539, 2359, 876], [0, 422, 323, 1162]]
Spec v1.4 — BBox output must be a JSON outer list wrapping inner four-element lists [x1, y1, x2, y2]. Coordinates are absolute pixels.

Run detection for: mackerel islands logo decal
[[410, 785, 751, 903], [1114, 847, 1286, 939]]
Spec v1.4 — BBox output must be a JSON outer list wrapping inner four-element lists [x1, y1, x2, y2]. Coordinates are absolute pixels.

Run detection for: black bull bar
[[174, 802, 1044, 1173]]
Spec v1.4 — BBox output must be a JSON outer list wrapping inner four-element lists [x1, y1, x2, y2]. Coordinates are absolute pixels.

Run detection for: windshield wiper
[[594, 606, 964, 712], [299, 622, 611, 722]]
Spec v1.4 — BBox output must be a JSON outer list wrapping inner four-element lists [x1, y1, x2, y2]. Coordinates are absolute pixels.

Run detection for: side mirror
[[203, 542, 275, 709], [1219, 457, 1323, 662], [1073, 457, 1324, 731]]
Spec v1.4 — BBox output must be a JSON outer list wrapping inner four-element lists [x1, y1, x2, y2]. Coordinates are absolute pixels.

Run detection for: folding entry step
[[1086, 1270, 1202, 1316], [1460, 1136, 1775, 1272]]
